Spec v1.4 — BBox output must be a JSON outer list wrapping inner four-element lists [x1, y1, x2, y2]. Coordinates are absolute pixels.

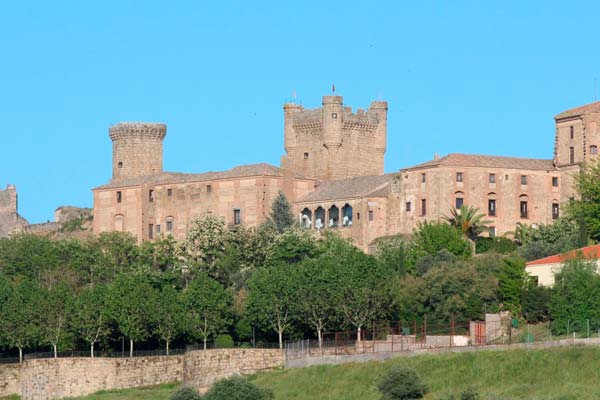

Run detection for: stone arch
[[314, 207, 325, 230], [114, 214, 124, 232], [342, 203, 353, 227], [328, 205, 340, 228], [300, 208, 312, 228]]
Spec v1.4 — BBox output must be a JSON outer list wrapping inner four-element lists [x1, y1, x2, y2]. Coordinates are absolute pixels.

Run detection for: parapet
[[109, 122, 167, 141]]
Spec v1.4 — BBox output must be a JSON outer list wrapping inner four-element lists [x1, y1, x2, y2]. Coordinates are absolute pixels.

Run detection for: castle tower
[[281, 94, 388, 180], [109, 122, 167, 180]]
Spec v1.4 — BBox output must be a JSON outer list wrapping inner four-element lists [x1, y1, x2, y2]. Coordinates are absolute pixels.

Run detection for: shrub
[[475, 237, 517, 254], [202, 376, 273, 400], [171, 386, 201, 400], [436, 389, 479, 400], [378, 364, 427, 400], [214, 334, 234, 348]]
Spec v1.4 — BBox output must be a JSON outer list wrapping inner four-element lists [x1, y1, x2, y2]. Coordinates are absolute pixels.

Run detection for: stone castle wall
[[0, 363, 20, 398]]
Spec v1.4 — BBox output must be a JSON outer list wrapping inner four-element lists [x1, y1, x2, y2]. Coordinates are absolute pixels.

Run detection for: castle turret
[[322, 95, 343, 150], [109, 122, 167, 180], [370, 100, 388, 154], [283, 103, 303, 154]]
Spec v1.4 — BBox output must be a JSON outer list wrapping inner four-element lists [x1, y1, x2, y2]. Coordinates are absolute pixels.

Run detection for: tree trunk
[[357, 326, 362, 343], [166, 341, 170, 356], [18, 347, 23, 364], [53, 344, 57, 358], [130, 339, 134, 358], [278, 330, 283, 349], [91, 343, 94, 358], [318, 328, 323, 351], [203, 337, 207, 350]]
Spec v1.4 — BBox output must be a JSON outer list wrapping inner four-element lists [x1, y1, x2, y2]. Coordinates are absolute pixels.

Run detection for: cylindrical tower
[[109, 122, 167, 180], [370, 100, 388, 154], [322, 95, 343, 150], [283, 103, 302, 154]]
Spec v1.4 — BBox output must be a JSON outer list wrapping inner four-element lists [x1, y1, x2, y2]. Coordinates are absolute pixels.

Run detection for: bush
[[475, 237, 517, 254], [171, 386, 201, 400], [436, 389, 479, 400], [202, 376, 273, 400], [214, 334, 234, 348], [378, 364, 427, 400]]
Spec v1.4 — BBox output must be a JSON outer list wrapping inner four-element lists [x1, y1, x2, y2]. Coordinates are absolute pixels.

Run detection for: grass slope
[[12, 347, 600, 400]]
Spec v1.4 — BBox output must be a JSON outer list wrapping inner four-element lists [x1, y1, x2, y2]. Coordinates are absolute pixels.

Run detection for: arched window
[[114, 214, 124, 232], [454, 191, 464, 209], [488, 193, 497, 217], [552, 201, 559, 220], [314, 207, 325, 230], [591, 145, 598, 155], [519, 195, 528, 219], [342, 204, 353, 227], [300, 208, 312, 229], [328, 205, 340, 228], [166, 216, 174, 233]]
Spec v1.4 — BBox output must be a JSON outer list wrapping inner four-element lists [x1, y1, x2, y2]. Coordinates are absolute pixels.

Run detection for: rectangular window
[[421, 173, 426, 183], [405, 202, 411, 212], [570, 126, 574, 139], [304, 152, 309, 159], [488, 199, 496, 216], [233, 209, 241, 225], [166, 221, 173, 232], [156, 224, 161, 234], [489, 174, 495, 184], [368, 210, 374, 221], [456, 172, 463, 182], [521, 175, 527, 185], [149, 190, 155, 203], [520, 201, 528, 219], [552, 203, 559, 220], [167, 188, 172, 197], [552, 177, 559, 187], [455, 197, 464, 209], [207, 184, 212, 193], [421, 199, 427, 216], [489, 226, 496, 237], [149, 224, 154, 239], [570, 147, 575, 164], [357, 212, 360, 220], [116, 191, 122, 203]]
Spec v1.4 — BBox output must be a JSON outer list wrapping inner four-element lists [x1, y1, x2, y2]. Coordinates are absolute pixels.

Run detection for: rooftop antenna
[[332, 83, 336, 94]]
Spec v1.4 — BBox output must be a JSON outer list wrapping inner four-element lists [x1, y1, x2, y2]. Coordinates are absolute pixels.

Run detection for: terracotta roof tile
[[555, 101, 600, 120], [296, 174, 392, 203], [526, 244, 600, 266], [402, 153, 556, 172]]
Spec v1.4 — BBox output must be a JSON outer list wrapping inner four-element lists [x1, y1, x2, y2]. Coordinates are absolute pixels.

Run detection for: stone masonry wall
[[0, 363, 20, 398], [183, 349, 284, 390]]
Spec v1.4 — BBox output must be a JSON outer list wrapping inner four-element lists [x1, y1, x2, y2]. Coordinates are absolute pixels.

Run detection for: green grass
[[12, 346, 600, 399]]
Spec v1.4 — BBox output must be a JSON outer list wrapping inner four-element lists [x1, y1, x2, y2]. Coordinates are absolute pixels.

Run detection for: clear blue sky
[[1, 1, 599, 223]]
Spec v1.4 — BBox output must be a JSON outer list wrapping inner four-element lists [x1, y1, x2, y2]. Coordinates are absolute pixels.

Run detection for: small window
[[570, 126, 574, 139], [552, 177, 559, 187], [357, 212, 360, 220], [421, 199, 427, 216], [167, 188, 173, 197], [405, 202, 412, 212], [421, 173, 426, 183], [166, 220, 173, 232], [455, 197, 464, 209], [489, 226, 496, 237], [488, 199, 496, 217], [156, 224, 161, 234], [570, 147, 575, 164], [331, 112, 337, 119], [118, 161, 123, 168], [552, 203, 559, 220], [149, 190, 155, 203], [489, 174, 495, 184], [521, 175, 527, 185], [149, 224, 154, 239], [591, 145, 598, 155], [520, 201, 528, 219], [304, 152, 309, 159], [207, 185, 212, 193], [505, 174, 509, 180], [456, 172, 463, 182], [368, 210, 374, 221], [234, 209, 241, 225], [116, 191, 122, 203]]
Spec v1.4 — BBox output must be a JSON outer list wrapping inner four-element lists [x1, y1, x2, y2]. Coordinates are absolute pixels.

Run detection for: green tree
[[246, 263, 299, 349], [184, 273, 232, 350], [497, 257, 528, 316], [39, 282, 76, 357], [444, 205, 491, 241], [0, 279, 42, 362], [412, 222, 472, 259], [73, 283, 111, 357], [521, 281, 551, 323], [266, 190, 295, 233], [266, 228, 319, 266], [378, 365, 427, 400], [109, 274, 155, 356], [88, 232, 141, 282], [567, 158, 600, 241], [154, 285, 187, 355], [374, 235, 415, 276]]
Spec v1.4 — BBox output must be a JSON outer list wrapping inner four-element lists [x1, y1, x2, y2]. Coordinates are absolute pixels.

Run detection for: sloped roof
[[296, 174, 393, 203], [402, 153, 556, 172], [94, 163, 305, 190], [526, 244, 600, 267], [555, 101, 600, 120]]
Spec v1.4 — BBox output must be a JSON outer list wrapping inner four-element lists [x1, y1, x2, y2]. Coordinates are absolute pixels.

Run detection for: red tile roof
[[402, 153, 556, 172], [555, 101, 600, 120], [526, 244, 600, 266]]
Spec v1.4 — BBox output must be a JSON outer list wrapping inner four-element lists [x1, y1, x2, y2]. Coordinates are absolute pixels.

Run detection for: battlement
[[109, 122, 167, 141], [0, 184, 17, 213]]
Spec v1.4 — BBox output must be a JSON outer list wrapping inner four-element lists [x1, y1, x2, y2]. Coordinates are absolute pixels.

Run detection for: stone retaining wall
[[0, 363, 20, 398]]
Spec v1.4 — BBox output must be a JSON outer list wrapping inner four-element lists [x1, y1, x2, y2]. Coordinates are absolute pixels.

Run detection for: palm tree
[[505, 222, 532, 245], [444, 205, 491, 241]]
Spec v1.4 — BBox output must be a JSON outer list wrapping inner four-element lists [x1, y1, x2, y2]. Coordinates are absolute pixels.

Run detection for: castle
[[90, 95, 598, 250]]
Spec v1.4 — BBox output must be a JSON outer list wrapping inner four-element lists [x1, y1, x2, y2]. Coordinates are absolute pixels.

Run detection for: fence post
[[424, 315, 427, 347], [391, 325, 394, 353], [587, 320, 590, 339], [372, 321, 376, 353], [307, 339, 310, 358], [450, 318, 455, 348]]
